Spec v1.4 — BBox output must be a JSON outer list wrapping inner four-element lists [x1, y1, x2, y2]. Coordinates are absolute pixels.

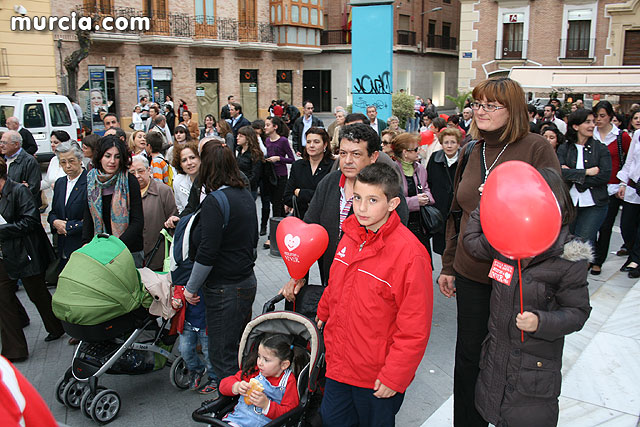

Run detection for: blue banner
[[351, 4, 393, 122], [136, 65, 154, 103], [88, 65, 108, 134]]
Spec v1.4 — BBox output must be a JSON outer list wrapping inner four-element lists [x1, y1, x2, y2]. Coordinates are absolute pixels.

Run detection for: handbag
[[414, 170, 444, 235], [263, 161, 278, 187], [291, 194, 301, 219]]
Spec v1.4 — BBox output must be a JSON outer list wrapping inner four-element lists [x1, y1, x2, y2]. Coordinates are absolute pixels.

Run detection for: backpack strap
[[210, 188, 230, 229]]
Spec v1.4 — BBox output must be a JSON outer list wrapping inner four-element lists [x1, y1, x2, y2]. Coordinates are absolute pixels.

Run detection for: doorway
[[302, 70, 331, 112]]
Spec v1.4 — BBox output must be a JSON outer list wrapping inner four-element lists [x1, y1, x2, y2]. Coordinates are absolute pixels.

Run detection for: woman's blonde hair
[[127, 130, 146, 154], [469, 77, 530, 144]]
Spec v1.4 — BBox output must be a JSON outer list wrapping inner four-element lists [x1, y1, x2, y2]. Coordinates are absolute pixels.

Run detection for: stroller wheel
[[90, 389, 121, 424], [169, 356, 190, 389], [54, 376, 70, 406], [80, 386, 107, 419], [63, 378, 87, 409]]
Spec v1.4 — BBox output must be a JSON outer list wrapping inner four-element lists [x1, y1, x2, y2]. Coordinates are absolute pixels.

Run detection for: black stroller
[[192, 294, 325, 426]]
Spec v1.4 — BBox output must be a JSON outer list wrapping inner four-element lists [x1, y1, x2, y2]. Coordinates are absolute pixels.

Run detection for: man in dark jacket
[[220, 95, 234, 121], [281, 123, 409, 303], [1, 131, 40, 203], [0, 157, 65, 361], [291, 101, 325, 156], [6, 117, 38, 156], [228, 102, 251, 138]]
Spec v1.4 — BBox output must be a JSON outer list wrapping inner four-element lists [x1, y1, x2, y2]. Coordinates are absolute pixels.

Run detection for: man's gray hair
[[154, 114, 166, 125], [5, 130, 22, 145], [55, 140, 83, 160], [6, 116, 19, 126], [131, 154, 150, 168], [387, 115, 399, 123]]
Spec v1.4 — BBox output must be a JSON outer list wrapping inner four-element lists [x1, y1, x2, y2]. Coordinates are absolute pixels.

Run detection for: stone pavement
[[6, 194, 639, 426]]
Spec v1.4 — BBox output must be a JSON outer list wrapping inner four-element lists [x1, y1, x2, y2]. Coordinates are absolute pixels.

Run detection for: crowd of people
[[1, 79, 640, 427]]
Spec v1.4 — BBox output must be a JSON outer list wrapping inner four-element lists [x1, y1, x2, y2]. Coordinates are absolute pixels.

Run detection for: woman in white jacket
[[617, 130, 640, 278]]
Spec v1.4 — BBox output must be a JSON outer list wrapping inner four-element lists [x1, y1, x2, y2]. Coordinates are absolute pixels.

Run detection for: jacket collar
[[342, 210, 401, 249], [65, 169, 88, 206], [432, 148, 460, 165], [142, 179, 159, 199]]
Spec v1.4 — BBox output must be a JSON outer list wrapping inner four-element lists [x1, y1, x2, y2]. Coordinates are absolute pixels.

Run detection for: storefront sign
[[196, 87, 206, 97], [136, 65, 154, 103], [88, 65, 108, 134]]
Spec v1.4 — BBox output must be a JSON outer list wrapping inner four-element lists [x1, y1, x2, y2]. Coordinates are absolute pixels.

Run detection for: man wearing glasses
[[0, 131, 40, 203]]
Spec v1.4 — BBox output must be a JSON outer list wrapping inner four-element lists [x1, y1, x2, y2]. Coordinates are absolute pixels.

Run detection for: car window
[[49, 103, 72, 126], [0, 106, 15, 127], [23, 103, 46, 128]]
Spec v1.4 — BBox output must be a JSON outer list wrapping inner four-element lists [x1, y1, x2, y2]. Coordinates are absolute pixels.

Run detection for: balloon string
[[518, 259, 524, 343]]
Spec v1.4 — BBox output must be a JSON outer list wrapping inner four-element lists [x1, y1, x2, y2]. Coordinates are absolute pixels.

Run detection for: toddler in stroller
[[193, 299, 324, 427]]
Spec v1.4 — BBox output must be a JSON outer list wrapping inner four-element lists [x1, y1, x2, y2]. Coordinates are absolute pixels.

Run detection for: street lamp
[[421, 6, 442, 52]]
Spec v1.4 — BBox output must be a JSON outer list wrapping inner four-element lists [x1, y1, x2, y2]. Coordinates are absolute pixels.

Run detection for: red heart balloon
[[276, 217, 329, 279], [439, 113, 449, 121], [479, 161, 561, 259], [420, 130, 435, 146]]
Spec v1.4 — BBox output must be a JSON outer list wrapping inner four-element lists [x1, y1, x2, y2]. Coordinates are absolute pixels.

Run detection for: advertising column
[[88, 65, 109, 134], [136, 66, 154, 103], [351, 0, 393, 122]]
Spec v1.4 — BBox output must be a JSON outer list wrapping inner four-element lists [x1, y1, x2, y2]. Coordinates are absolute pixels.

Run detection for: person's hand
[[478, 183, 484, 195], [164, 216, 180, 229], [170, 298, 183, 310], [617, 185, 626, 199], [184, 289, 200, 305], [561, 165, 570, 169], [53, 219, 67, 235], [417, 193, 429, 206], [373, 379, 397, 398], [437, 274, 456, 298], [267, 156, 280, 163], [315, 316, 324, 329], [284, 205, 292, 214], [294, 188, 300, 197], [21, 181, 29, 187], [233, 380, 251, 396], [279, 277, 306, 302], [249, 389, 269, 410], [516, 311, 539, 332], [296, 151, 302, 158], [586, 166, 600, 176]]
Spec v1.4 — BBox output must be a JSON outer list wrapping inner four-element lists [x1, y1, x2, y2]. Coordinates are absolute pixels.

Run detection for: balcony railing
[[0, 48, 8, 78], [73, 6, 274, 43], [561, 38, 594, 58], [320, 30, 351, 45], [397, 30, 416, 46], [426, 34, 457, 50], [496, 39, 528, 59]]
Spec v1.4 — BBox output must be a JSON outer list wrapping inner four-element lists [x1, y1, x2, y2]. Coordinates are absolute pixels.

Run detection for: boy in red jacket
[[316, 163, 433, 426]]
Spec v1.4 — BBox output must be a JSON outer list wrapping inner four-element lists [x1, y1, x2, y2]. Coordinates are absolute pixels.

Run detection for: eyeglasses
[[175, 130, 185, 134], [405, 147, 419, 152], [470, 102, 506, 112]]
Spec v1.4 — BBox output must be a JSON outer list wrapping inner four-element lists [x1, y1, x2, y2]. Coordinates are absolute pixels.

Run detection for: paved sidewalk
[[5, 195, 638, 426]]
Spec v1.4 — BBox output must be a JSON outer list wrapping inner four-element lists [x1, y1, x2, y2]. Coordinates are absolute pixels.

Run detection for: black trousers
[[454, 274, 491, 427], [0, 261, 64, 359], [594, 195, 623, 266], [620, 202, 640, 264]]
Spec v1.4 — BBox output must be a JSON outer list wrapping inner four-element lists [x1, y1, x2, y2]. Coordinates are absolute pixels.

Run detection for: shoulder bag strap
[[617, 133, 625, 170]]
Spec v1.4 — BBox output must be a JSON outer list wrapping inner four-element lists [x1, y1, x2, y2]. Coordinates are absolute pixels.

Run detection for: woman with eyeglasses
[[391, 133, 435, 256], [438, 78, 560, 427], [380, 129, 397, 156]]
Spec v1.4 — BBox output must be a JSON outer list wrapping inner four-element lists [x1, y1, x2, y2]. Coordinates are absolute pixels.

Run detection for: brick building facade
[[53, 0, 324, 127], [458, 0, 640, 107]]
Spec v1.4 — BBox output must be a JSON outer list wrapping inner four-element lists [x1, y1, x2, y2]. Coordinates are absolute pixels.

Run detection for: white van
[[0, 92, 82, 162]]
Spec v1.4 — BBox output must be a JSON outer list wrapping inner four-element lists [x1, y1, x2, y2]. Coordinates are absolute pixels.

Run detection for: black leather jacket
[[557, 138, 612, 206], [0, 179, 54, 279]]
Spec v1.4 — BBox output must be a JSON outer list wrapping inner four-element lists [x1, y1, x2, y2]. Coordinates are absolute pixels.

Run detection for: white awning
[[508, 66, 640, 94]]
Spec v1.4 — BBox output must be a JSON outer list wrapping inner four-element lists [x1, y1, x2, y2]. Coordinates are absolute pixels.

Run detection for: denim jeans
[[594, 195, 623, 266], [570, 204, 609, 247], [179, 321, 215, 379], [203, 274, 257, 379]]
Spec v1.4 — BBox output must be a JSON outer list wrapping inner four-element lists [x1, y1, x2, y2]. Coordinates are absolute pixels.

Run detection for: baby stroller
[[192, 294, 325, 426], [52, 234, 180, 424]]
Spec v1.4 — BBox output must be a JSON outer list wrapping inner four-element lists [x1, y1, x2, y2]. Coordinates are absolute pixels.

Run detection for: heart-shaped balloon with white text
[[276, 217, 329, 279]]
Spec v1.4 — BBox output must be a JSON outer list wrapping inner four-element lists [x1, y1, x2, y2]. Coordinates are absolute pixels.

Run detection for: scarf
[[87, 169, 130, 238], [401, 159, 414, 176]]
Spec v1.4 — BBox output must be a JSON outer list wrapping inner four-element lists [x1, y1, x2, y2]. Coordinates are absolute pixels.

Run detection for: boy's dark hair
[[81, 133, 100, 150], [241, 334, 309, 380], [146, 131, 165, 153], [51, 130, 71, 142], [93, 134, 131, 173], [356, 163, 401, 202], [537, 168, 576, 226], [339, 123, 381, 156], [344, 113, 370, 125], [447, 115, 459, 125]]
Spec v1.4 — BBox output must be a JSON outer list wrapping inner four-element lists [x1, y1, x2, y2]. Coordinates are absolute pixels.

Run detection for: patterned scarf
[[87, 169, 130, 238]]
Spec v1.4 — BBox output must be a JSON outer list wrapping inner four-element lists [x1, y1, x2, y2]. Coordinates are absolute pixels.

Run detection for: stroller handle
[[262, 294, 285, 314]]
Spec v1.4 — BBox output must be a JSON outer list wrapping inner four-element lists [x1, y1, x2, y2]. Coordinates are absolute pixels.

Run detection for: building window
[[84, 0, 113, 13], [561, 4, 596, 59], [497, 9, 528, 59], [567, 20, 590, 57], [292, 5, 299, 22]]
